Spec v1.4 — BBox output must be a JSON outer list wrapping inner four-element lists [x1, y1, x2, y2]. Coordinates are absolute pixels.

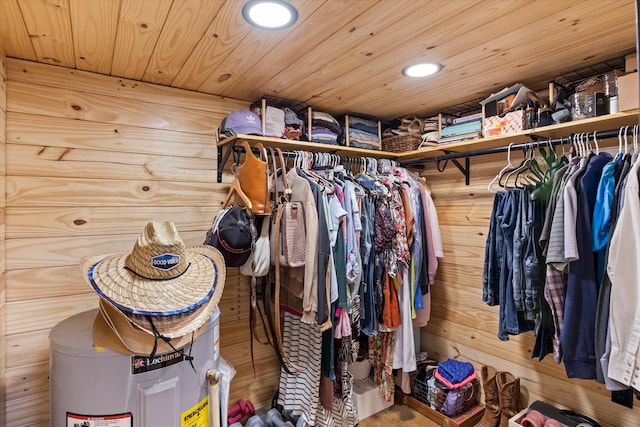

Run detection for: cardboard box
[[618, 72, 639, 111], [483, 110, 524, 138], [626, 53, 637, 73]]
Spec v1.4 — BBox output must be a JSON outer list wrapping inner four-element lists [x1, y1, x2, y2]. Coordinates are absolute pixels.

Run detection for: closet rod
[[399, 126, 639, 185]]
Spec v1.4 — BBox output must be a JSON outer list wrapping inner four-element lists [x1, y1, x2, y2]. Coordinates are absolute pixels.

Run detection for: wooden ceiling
[[0, 0, 636, 121]]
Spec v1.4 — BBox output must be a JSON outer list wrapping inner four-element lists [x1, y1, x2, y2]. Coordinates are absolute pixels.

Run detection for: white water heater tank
[[49, 308, 220, 427]]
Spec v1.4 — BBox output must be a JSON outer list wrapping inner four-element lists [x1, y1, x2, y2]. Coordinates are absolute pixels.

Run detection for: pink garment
[[334, 308, 351, 339], [417, 182, 442, 285], [412, 286, 431, 327], [434, 368, 477, 389]]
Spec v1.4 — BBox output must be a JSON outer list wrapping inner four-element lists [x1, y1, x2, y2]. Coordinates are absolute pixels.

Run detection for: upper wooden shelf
[[216, 110, 639, 182], [397, 110, 640, 162]]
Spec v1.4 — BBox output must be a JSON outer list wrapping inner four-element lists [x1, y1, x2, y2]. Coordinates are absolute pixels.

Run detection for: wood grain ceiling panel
[[0, 0, 37, 61], [341, 0, 636, 118], [196, 0, 326, 96], [110, 0, 173, 80], [219, 0, 363, 101], [143, 0, 225, 86], [71, 0, 120, 74], [17, 0, 75, 68], [0, 0, 636, 121]]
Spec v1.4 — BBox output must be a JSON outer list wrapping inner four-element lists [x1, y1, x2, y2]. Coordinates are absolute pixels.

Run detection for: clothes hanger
[[623, 126, 629, 154], [592, 131, 599, 155], [489, 143, 515, 192], [500, 143, 531, 189], [223, 178, 253, 210], [502, 144, 530, 189], [618, 126, 624, 155]]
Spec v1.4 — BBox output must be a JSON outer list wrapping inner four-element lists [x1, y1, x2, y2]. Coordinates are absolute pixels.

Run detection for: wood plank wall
[[2, 57, 638, 427], [3, 59, 280, 426], [1, 43, 8, 427], [420, 148, 640, 427]]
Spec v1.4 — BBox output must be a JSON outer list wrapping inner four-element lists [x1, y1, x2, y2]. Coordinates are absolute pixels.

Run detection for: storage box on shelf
[[618, 72, 639, 111], [483, 110, 525, 138]]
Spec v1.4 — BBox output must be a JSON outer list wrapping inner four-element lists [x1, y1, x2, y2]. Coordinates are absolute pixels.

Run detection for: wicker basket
[[382, 133, 422, 152]]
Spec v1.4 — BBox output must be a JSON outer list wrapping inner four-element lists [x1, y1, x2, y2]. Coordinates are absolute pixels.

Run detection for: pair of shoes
[[474, 366, 521, 427]]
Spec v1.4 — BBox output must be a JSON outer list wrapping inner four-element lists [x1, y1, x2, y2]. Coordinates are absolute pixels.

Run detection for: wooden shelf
[[217, 134, 397, 158], [396, 110, 640, 163], [215, 110, 639, 182]]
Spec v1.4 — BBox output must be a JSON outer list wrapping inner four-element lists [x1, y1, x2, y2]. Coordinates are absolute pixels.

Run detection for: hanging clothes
[[274, 155, 443, 423], [606, 155, 640, 391]]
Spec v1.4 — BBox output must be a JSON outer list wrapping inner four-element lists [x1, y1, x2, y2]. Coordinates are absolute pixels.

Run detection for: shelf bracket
[[217, 141, 238, 183], [436, 154, 470, 185]]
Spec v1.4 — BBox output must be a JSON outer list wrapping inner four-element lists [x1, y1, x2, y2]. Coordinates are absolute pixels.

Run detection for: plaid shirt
[[544, 265, 566, 363]]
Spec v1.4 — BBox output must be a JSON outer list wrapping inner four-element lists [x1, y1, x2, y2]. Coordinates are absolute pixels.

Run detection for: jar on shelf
[[603, 71, 619, 113], [571, 92, 587, 121]]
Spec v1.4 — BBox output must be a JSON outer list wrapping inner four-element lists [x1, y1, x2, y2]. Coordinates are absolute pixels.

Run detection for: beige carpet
[[358, 404, 441, 427]]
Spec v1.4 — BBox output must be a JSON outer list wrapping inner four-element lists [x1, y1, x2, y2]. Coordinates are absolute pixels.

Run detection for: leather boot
[[474, 365, 501, 427], [496, 371, 521, 427]]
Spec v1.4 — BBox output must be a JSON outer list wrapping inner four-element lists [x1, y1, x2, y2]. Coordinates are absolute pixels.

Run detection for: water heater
[[49, 308, 220, 427]]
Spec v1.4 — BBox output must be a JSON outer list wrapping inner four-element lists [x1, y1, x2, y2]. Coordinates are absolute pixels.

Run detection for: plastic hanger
[[500, 143, 532, 189], [489, 143, 515, 192], [223, 178, 253, 210], [592, 131, 599, 155], [624, 126, 629, 154], [618, 127, 624, 154]]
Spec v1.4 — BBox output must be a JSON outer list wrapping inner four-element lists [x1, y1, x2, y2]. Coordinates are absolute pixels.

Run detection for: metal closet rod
[[397, 126, 638, 186], [232, 144, 392, 167], [398, 126, 638, 168]]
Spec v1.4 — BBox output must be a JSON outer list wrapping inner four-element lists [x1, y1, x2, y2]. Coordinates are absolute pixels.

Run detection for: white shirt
[[607, 156, 640, 391]]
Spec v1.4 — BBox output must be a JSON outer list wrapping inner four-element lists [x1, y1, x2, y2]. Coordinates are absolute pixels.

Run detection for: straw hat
[[81, 221, 226, 339]]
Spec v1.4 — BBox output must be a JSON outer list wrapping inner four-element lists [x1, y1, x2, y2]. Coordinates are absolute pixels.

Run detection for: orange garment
[[383, 274, 402, 329], [401, 187, 415, 248]]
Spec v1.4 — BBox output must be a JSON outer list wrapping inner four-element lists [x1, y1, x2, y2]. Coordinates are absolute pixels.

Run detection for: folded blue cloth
[[437, 358, 475, 384]]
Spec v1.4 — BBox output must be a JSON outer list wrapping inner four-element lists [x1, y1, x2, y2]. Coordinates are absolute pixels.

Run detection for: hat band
[[124, 262, 192, 281]]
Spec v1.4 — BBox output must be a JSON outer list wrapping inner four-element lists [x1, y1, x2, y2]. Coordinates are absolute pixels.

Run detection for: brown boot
[[474, 366, 501, 427], [496, 372, 521, 427]]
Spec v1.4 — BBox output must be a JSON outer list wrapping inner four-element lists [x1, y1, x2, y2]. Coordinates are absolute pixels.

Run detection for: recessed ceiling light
[[402, 62, 442, 78], [242, 0, 298, 30]]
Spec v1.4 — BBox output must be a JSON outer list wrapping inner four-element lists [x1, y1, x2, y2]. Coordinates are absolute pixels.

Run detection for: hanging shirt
[[607, 157, 640, 390], [286, 168, 320, 325]]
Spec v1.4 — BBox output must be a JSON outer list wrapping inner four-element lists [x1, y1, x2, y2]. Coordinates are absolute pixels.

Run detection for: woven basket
[[382, 133, 422, 152]]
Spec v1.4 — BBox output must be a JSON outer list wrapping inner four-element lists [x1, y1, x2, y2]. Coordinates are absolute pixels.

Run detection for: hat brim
[[81, 246, 226, 317], [93, 297, 211, 353]]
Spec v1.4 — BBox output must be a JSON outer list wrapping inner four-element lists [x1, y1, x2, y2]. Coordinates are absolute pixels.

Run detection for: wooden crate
[[396, 388, 485, 427]]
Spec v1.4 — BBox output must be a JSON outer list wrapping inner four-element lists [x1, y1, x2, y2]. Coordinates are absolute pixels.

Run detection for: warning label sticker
[[66, 412, 132, 427], [181, 395, 209, 427]]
